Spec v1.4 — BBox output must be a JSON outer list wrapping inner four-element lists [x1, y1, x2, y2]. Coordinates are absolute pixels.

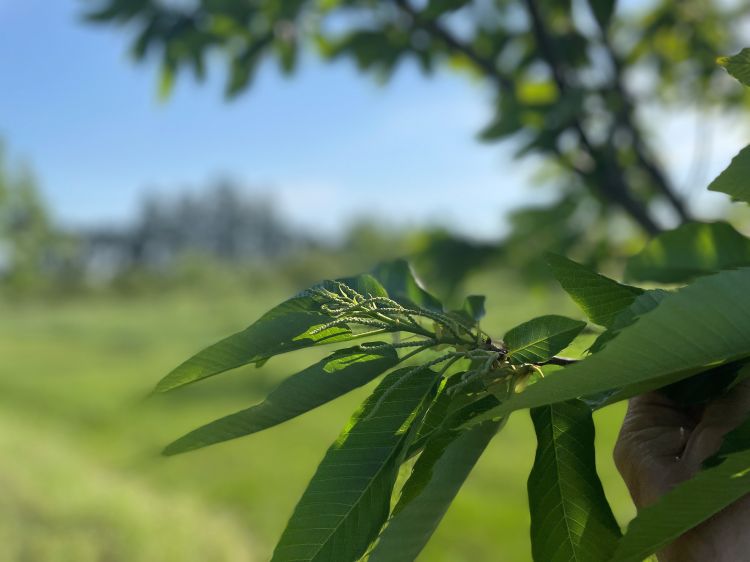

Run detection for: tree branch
[[520, 0, 661, 235], [391, 0, 514, 92], [393, 0, 661, 235], [598, 31, 691, 223]]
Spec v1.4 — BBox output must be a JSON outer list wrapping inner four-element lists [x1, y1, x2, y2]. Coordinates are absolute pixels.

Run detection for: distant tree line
[[82, 182, 312, 277], [0, 144, 497, 297], [0, 148, 316, 292]]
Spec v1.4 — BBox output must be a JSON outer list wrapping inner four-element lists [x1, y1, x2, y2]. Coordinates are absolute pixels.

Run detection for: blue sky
[[1, 1, 747, 240]]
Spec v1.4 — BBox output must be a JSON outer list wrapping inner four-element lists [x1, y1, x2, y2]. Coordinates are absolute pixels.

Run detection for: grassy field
[[0, 269, 636, 561]]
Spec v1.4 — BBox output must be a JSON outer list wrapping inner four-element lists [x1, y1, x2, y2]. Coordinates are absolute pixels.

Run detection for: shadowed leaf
[[611, 448, 750, 562], [547, 254, 642, 327], [505, 315, 586, 364], [270, 366, 441, 562], [369, 420, 502, 562], [528, 400, 620, 562], [163, 344, 400, 455], [491, 268, 750, 414]]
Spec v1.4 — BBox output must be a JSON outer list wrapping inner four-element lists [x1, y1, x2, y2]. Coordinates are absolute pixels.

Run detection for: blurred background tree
[[86, 0, 750, 282], [0, 145, 81, 294]]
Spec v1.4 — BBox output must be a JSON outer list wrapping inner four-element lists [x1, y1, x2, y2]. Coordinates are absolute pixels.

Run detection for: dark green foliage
[[611, 448, 750, 562], [492, 267, 750, 416], [528, 400, 621, 562], [588, 289, 669, 354], [369, 420, 502, 562], [547, 253, 643, 328]]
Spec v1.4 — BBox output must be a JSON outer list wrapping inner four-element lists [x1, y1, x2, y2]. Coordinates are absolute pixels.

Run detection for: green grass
[[0, 270, 636, 561]]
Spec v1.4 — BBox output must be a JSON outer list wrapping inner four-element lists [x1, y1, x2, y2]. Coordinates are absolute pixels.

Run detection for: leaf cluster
[[154, 51, 750, 561]]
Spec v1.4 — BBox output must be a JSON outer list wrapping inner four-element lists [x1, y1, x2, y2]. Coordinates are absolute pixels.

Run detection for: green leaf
[[625, 222, 750, 283], [368, 420, 502, 562], [371, 259, 443, 311], [547, 254, 643, 327], [528, 400, 621, 562], [424, 0, 468, 18], [708, 144, 750, 205], [504, 315, 586, 364], [718, 48, 750, 87], [611, 448, 750, 562], [158, 60, 176, 101], [156, 275, 387, 392], [589, 290, 669, 354], [270, 366, 441, 562], [586, 0, 617, 28], [163, 343, 400, 455], [491, 268, 750, 415]]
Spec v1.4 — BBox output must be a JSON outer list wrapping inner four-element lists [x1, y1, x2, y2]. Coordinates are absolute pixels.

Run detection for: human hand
[[614, 382, 750, 562]]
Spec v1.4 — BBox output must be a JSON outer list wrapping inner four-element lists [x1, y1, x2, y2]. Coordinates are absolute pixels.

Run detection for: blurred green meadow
[[0, 266, 635, 562]]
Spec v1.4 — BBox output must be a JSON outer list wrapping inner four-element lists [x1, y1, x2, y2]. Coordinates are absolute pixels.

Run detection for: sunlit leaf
[[528, 400, 621, 562], [163, 343, 400, 455], [708, 144, 750, 205], [155, 275, 388, 392], [368, 420, 502, 562], [270, 366, 441, 562], [547, 253, 643, 327], [504, 315, 586, 364]]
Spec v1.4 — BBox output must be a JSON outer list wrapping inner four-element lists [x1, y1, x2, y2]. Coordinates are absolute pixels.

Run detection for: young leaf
[[611, 448, 750, 562], [625, 222, 750, 283], [490, 268, 750, 415], [504, 315, 586, 364], [163, 344, 400, 455], [528, 400, 621, 562], [368, 420, 502, 562], [718, 48, 750, 87], [547, 253, 643, 327], [155, 275, 387, 392], [371, 259, 443, 311], [270, 366, 441, 562], [708, 144, 750, 205]]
